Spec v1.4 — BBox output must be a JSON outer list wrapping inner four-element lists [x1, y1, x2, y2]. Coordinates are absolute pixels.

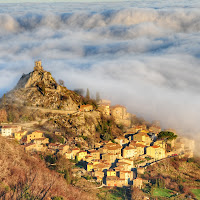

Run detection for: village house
[[129, 141, 145, 156], [137, 167, 145, 175], [107, 169, 116, 177], [80, 104, 93, 112], [91, 159, 101, 165], [99, 142, 121, 156], [133, 131, 152, 146], [93, 163, 110, 172], [77, 150, 87, 161], [71, 147, 80, 159], [153, 140, 166, 149], [65, 150, 73, 159], [133, 177, 143, 189], [92, 171, 104, 182], [32, 137, 49, 145], [106, 176, 126, 187], [116, 162, 132, 171], [94, 142, 102, 149], [102, 153, 119, 164], [149, 125, 161, 134], [110, 105, 131, 127], [146, 145, 165, 160], [134, 125, 147, 132], [107, 145, 122, 155], [14, 130, 27, 141], [0, 125, 21, 137], [85, 155, 93, 162], [26, 130, 43, 143], [114, 136, 129, 146], [58, 144, 70, 154], [89, 150, 100, 160], [98, 101, 110, 116], [118, 158, 134, 166], [123, 146, 137, 158], [119, 171, 134, 185], [87, 163, 94, 172]]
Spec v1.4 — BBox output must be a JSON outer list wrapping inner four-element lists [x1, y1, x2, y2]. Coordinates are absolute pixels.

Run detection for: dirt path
[[27, 106, 78, 115]]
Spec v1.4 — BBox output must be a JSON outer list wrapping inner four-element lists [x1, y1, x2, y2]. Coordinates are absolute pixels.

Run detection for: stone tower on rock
[[34, 60, 43, 71]]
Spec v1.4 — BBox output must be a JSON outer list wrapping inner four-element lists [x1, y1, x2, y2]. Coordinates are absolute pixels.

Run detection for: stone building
[[34, 60, 43, 71], [110, 105, 131, 127]]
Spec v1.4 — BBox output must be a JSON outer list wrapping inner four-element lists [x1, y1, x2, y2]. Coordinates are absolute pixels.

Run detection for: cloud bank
[[0, 1, 200, 138]]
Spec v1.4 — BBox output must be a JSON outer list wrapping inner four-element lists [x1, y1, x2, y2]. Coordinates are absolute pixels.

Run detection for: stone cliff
[[15, 61, 60, 91], [4, 61, 81, 111]]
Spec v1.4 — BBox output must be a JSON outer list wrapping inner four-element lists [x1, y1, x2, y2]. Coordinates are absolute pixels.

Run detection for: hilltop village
[[0, 61, 196, 192]]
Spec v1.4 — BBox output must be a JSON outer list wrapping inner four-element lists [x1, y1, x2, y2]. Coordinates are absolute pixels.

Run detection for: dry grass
[[0, 136, 95, 200]]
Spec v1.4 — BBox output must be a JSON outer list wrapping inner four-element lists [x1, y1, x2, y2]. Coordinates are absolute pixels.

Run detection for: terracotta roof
[[107, 146, 121, 150], [33, 130, 43, 133], [80, 104, 93, 108], [49, 143, 60, 147], [78, 150, 87, 153], [135, 143, 146, 148], [71, 148, 80, 151], [89, 150, 99, 153], [151, 145, 160, 148], [107, 169, 115, 171], [124, 146, 136, 150], [117, 162, 131, 166], [85, 155, 92, 158], [120, 171, 132, 173], [87, 163, 93, 165]]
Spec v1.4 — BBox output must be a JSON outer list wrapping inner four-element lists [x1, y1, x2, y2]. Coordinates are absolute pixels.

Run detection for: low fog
[[0, 1, 200, 139]]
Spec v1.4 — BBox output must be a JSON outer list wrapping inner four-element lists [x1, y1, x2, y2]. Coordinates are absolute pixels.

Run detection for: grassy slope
[[191, 189, 200, 200], [141, 157, 200, 199], [0, 136, 95, 200], [153, 188, 175, 198]]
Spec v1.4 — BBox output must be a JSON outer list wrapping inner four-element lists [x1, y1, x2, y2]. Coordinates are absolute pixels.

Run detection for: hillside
[[140, 157, 200, 199], [0, 61, 124, 141], [5, 62, 82, 110], [0, 135, 94, 200]]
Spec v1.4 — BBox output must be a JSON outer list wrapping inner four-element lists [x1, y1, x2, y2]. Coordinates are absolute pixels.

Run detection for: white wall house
[[0, 125, 21, 137]]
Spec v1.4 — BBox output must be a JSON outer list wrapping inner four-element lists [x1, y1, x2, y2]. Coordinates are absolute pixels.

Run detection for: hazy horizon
[[0, 1, 200, 140]]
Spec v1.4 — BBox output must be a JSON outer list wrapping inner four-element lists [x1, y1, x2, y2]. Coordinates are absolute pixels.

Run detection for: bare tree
[[59, 79, 65, 87]]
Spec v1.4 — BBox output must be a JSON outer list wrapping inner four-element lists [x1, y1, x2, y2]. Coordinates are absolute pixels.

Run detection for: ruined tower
[[34, 60, 43, 71]]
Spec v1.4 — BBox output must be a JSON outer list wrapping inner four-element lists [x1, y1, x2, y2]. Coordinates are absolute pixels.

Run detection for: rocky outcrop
[[15, 69, 60, 91], [4, 62, 81, 111]]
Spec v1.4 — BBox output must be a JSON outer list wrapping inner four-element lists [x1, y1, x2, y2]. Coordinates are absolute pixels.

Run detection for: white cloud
[[0, 2, 200, 140]]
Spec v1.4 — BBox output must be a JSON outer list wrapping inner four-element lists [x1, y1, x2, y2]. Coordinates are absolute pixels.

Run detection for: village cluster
[[0, 61, 195, 188], [0, 115, 195, 188]]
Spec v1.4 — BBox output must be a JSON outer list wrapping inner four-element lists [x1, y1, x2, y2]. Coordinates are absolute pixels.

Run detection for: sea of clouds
[[0, 1, 200, 139]]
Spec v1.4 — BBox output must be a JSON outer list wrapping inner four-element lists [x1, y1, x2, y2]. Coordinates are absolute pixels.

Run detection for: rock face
[[5, 61, 81, 111], [15, 61, 60, 91]]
